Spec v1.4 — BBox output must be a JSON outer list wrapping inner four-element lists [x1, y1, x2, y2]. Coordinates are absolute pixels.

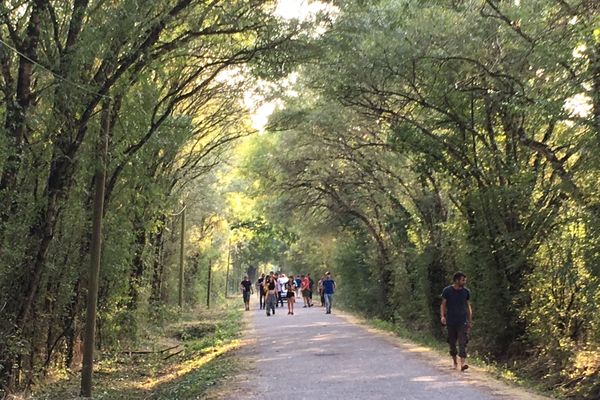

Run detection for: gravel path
[[231, 301, 549, 400]]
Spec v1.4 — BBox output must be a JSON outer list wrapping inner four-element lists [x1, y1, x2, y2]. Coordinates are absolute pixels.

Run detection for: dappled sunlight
[[138, 340, 240, 391]]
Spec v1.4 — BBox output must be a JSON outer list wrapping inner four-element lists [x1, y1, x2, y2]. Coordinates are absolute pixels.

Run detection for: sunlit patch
[[137, 340, 240, 390], [411, 375, 438, 382]]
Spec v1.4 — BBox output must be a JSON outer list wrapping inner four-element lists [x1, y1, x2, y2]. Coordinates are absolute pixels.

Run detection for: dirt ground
[[207, 302, 554, 400]]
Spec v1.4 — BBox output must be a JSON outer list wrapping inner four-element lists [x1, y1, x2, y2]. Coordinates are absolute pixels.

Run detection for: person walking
[[256, 273, 265, 310], [322, 272, 336, 314], [440, 271, 473, 371], [240, 276, 253, 311], [265, 275, 277, 316], [285, 275, 296, 315], [294, 275, 301, 298], [308, 273, 315, 306], [274, 273, 283, 308], [301, 274, 311, 308], [318, 276, 325, 307]]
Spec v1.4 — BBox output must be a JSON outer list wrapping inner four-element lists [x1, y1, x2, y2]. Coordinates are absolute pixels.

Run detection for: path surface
[[222, 301, 551, 400]]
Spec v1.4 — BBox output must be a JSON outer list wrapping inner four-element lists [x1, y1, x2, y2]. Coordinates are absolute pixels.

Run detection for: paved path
[[230, 302, 550, 400]]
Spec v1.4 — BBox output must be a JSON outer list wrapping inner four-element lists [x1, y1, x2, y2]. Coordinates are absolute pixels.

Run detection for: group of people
[[241, 269, 473, 372], [239, 271, 336, 316]]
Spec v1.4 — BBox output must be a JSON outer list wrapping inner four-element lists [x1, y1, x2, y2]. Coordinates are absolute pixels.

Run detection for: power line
[[0, 36, 113, 100]]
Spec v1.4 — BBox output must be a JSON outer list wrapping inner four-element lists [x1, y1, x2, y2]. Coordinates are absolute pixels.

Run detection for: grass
[[30, 302, 244, 400]]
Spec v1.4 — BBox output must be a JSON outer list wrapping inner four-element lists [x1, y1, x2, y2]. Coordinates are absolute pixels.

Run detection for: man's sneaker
[[266, 313, 270, 316]]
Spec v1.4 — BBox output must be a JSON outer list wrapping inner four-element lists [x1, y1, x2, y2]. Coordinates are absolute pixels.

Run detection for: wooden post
[[178, 206, 186, 308], [80, 100, 110, 398], [206, 258, 212, 308], [225, 239, 231, 297]]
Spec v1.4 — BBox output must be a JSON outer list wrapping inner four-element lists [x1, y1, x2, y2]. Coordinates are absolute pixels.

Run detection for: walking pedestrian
[[274, 273, 284, 307], [265, 275, 277, 316], [285, 275, 296, 315], [256, 273, 265, 310], [307, 273, 314, 307], [240, 276, 253, 311], [301, 274, 311, 307], [322, 272, 336, 314], [318, 276, 325, 307], [294, 275, 301, 298], [440, 271, 473, 371]]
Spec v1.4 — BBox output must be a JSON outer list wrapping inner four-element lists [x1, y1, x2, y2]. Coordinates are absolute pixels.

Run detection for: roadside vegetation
[[1, 1, 598, 399], [31, 304, 243, 400]]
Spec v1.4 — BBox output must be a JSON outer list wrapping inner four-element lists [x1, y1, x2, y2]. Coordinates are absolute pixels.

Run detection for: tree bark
[[0, 0, 44, 196]]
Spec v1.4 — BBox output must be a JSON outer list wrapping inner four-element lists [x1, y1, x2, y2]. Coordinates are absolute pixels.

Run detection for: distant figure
[[301, 274, 311, 307], [240, 276, 253, 311], [256, 273, 265, 310], [265, 276, 277, 316], [318, 276, 325, 307], [322, 272, 336, 314], [440, 271, 473, 372], [308, 273, 315, 306], [285, 275, 296, 315], [274, 273, 283, 307], [294, 275, 302, 298]]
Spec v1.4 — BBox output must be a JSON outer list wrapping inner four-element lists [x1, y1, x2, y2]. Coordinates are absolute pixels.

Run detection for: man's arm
[[466, 300, 473, 329], [440, 298, 447, 326]]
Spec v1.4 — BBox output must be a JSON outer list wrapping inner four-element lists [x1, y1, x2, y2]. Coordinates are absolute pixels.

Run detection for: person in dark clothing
[[256, 273, 265, 310], [285, 276, 296, 315], [440, 271, 473, 371], [307, 273, 314, 306], [265, 275, 277, 316], [322, 272, 336, 314], [240, 276, 253, 311]]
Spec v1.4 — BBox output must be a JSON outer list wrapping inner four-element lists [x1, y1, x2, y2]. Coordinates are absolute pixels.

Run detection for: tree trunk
[[128, 217, 147, 310], [0, 0, 44, 201], [150, 221, 166, 306]]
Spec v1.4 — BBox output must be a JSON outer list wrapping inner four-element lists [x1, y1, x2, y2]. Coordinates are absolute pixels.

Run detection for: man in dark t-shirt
[[240, 276, 253, 311], [440, 271, 472, 371], [256, 274, 265, 310]]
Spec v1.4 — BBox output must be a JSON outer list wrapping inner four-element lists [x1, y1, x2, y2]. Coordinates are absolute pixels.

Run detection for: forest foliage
[[238, 1, 600, 398], [0, 1, 599, 399], [0, 0, 311, 396]]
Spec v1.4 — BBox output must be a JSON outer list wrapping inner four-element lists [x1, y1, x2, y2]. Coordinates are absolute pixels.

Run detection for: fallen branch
[[122, 344, 181, 355], [163, 349, 184, 361]]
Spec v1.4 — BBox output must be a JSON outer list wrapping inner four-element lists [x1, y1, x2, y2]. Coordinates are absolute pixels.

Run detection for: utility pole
[[81, 100, 110, 398], [206, 258, 212, 308], [225, 239, 231, 297], [178, 206, 186, 308]]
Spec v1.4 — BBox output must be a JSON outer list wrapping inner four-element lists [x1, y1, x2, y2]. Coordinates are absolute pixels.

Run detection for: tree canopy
[[0, 1, 598, 399]]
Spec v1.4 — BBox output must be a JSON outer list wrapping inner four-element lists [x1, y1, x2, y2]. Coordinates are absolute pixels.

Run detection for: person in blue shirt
[[294, 275, 302, 298], [440, 271, 473, 371], [322, 271, 336, 314]]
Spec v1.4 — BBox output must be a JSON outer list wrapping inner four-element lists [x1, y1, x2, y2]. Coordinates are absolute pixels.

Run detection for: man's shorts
[[302, 289, 310, 297], [243, 291, 250, 302]]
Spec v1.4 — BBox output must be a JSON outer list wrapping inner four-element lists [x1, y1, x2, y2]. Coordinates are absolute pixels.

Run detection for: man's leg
[[458, 324, 469, 371], [326, 294, 333, 313], [447, 325, 459, 369]]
